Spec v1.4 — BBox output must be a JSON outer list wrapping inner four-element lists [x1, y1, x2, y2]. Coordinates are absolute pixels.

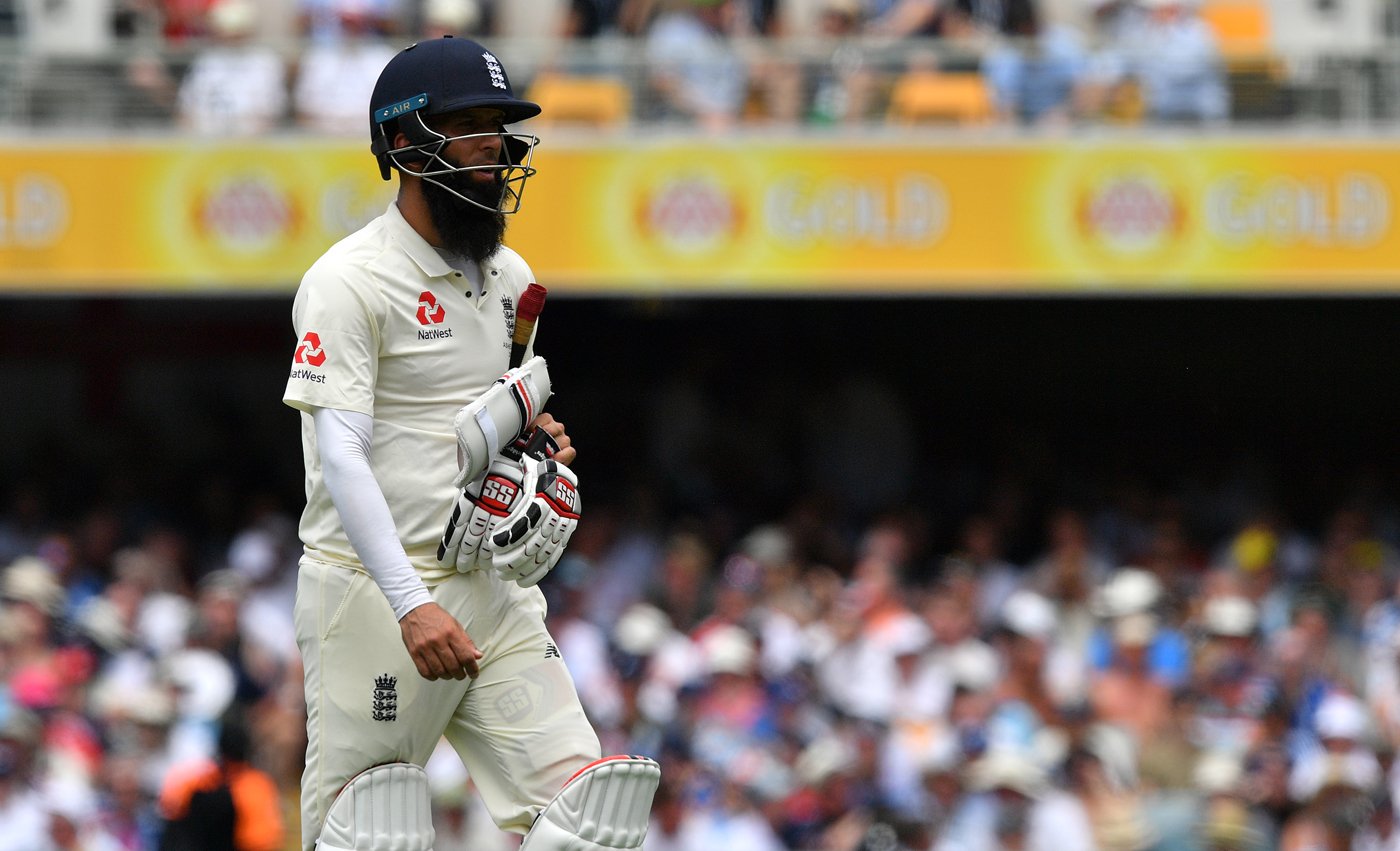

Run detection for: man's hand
[[529, 413, 576, 466], [397, 602, 482, 681]]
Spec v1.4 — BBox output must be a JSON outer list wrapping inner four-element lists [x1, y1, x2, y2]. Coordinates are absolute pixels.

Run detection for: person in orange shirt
[[157, 713, 284, 851]]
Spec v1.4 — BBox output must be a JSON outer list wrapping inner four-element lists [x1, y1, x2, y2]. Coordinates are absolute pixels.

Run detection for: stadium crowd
[[6, 0, 1236, 132], [3, 468, 1400, 850]]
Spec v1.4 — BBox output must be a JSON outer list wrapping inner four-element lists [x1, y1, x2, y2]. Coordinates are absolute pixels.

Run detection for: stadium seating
[[886, 71, 995, 125], [524, 73, 633, 128]]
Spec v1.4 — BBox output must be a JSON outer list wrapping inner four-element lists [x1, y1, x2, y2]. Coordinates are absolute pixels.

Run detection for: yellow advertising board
[[1, 137, 1397, 293]]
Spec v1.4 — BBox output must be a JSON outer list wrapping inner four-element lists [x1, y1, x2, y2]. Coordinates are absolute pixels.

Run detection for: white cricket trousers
[[294, 558, 602, 851]]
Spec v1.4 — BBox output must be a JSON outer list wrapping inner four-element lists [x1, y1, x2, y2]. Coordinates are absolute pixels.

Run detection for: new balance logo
[[544, 643, 561, 659], [372, 674, 398, 722]]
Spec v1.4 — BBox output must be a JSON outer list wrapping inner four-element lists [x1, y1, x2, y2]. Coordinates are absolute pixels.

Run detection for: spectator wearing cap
[[1089, 609, 1174, 745], [176, 0, 289, 136], [670, 771, 786, 851], [1089, 566, 1192, 688], [990, 589, 1084, 734], [1189, 749, 1276, 851], [292, 2, 397, 134], [1103, 0, 1229, 123], [420, 0, 482, 36], [688, 624, 786, 795], [1280, 752, 1381, 850], [0, 556, 66, 675], [643, 0, 750, 133], [1062, 735, 1156, 851], [41, 778, 124, 851], [875, 615, 947, 815], [936, 748, 1095, 851], [1191, 594, 1278, 753], [1222, 522, 1302, 641], [1287, 692, 1384, 804]]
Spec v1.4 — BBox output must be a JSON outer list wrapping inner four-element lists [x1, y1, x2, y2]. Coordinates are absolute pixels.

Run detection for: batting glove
[[488, 454, 581, 588], [437, 457, 530, 574]]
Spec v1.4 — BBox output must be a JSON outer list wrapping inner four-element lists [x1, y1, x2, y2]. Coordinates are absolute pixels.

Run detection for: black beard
[[423, 170, 507, 265]]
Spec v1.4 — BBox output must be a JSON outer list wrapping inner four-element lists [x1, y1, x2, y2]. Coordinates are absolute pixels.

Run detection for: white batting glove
[[437, 457, 529, 573], [488, 454, 581, 588], [452, 357, 551, 490]]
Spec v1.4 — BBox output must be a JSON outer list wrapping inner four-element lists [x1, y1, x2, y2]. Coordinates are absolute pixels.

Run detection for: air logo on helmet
[[482, 52, 507, 91], [374, 93, 429, 124]]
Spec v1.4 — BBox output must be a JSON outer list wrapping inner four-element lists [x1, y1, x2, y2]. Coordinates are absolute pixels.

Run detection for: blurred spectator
[[292, 3, 396, 133], [423, 741, 518, 851], [981, 14, 1088, 126], [860, 0, 940, 36], [1079, 0, 1229, 123], [560, 0, 658, 36], [989, 589, 1082, 734], [1064, 733, 1156, 851], [798, 0, 881, 125], [1088, 610, 1174, 744], [1089, 566, 1192, 688], [420, 0, 483, 35], [672, 772, 785, 851], [1288, 691, 1384, 803], [0, 718, 47, 851], [937, 748, 1095, 851], [40, 778, 124, 851], [298, 0, 400, 41], [176, 0, 289, 136], [156, 712, 283, 851], [94, 754, 161, 851], [163, 0, 219, 40], [644, 0, 750, 132]]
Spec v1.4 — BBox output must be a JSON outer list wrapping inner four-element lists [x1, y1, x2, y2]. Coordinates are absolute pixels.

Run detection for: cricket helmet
[[370, 36, 540, 213]]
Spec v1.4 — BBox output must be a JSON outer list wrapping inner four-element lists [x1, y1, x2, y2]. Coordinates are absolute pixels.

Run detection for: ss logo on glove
[[438, 438, 581, 587]]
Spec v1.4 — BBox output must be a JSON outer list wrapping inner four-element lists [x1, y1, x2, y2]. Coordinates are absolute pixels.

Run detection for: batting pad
[[317, 762, 435, 851], [519, 756, 661, 851]]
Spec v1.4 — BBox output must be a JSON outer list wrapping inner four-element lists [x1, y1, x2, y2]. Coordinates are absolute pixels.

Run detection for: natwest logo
[[294, 332, 326, 367], [417, 291, 446, 325]]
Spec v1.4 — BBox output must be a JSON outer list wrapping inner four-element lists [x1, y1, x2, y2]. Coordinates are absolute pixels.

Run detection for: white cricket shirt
[[284, 201, 536, 586]]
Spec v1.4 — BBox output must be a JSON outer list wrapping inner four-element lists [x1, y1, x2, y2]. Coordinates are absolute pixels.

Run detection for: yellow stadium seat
[[1199, 1, 1272, 56], [886, 71, 995, 125], [524, 74, 632, 127]]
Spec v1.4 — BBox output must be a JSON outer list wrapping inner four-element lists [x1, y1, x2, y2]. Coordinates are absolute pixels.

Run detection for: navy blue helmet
[[369, 36, 540, 213]]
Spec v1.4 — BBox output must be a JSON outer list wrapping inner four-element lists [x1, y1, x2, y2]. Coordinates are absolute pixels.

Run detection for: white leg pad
[[519, 756, 661, 851], [317, 762, 435, 851]]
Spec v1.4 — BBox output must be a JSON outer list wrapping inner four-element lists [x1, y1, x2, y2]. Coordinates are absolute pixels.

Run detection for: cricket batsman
[[281, 35, 659, 851]]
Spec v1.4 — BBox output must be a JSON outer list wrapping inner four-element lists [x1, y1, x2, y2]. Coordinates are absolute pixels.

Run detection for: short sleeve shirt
[[284, 202, 536, 585]]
